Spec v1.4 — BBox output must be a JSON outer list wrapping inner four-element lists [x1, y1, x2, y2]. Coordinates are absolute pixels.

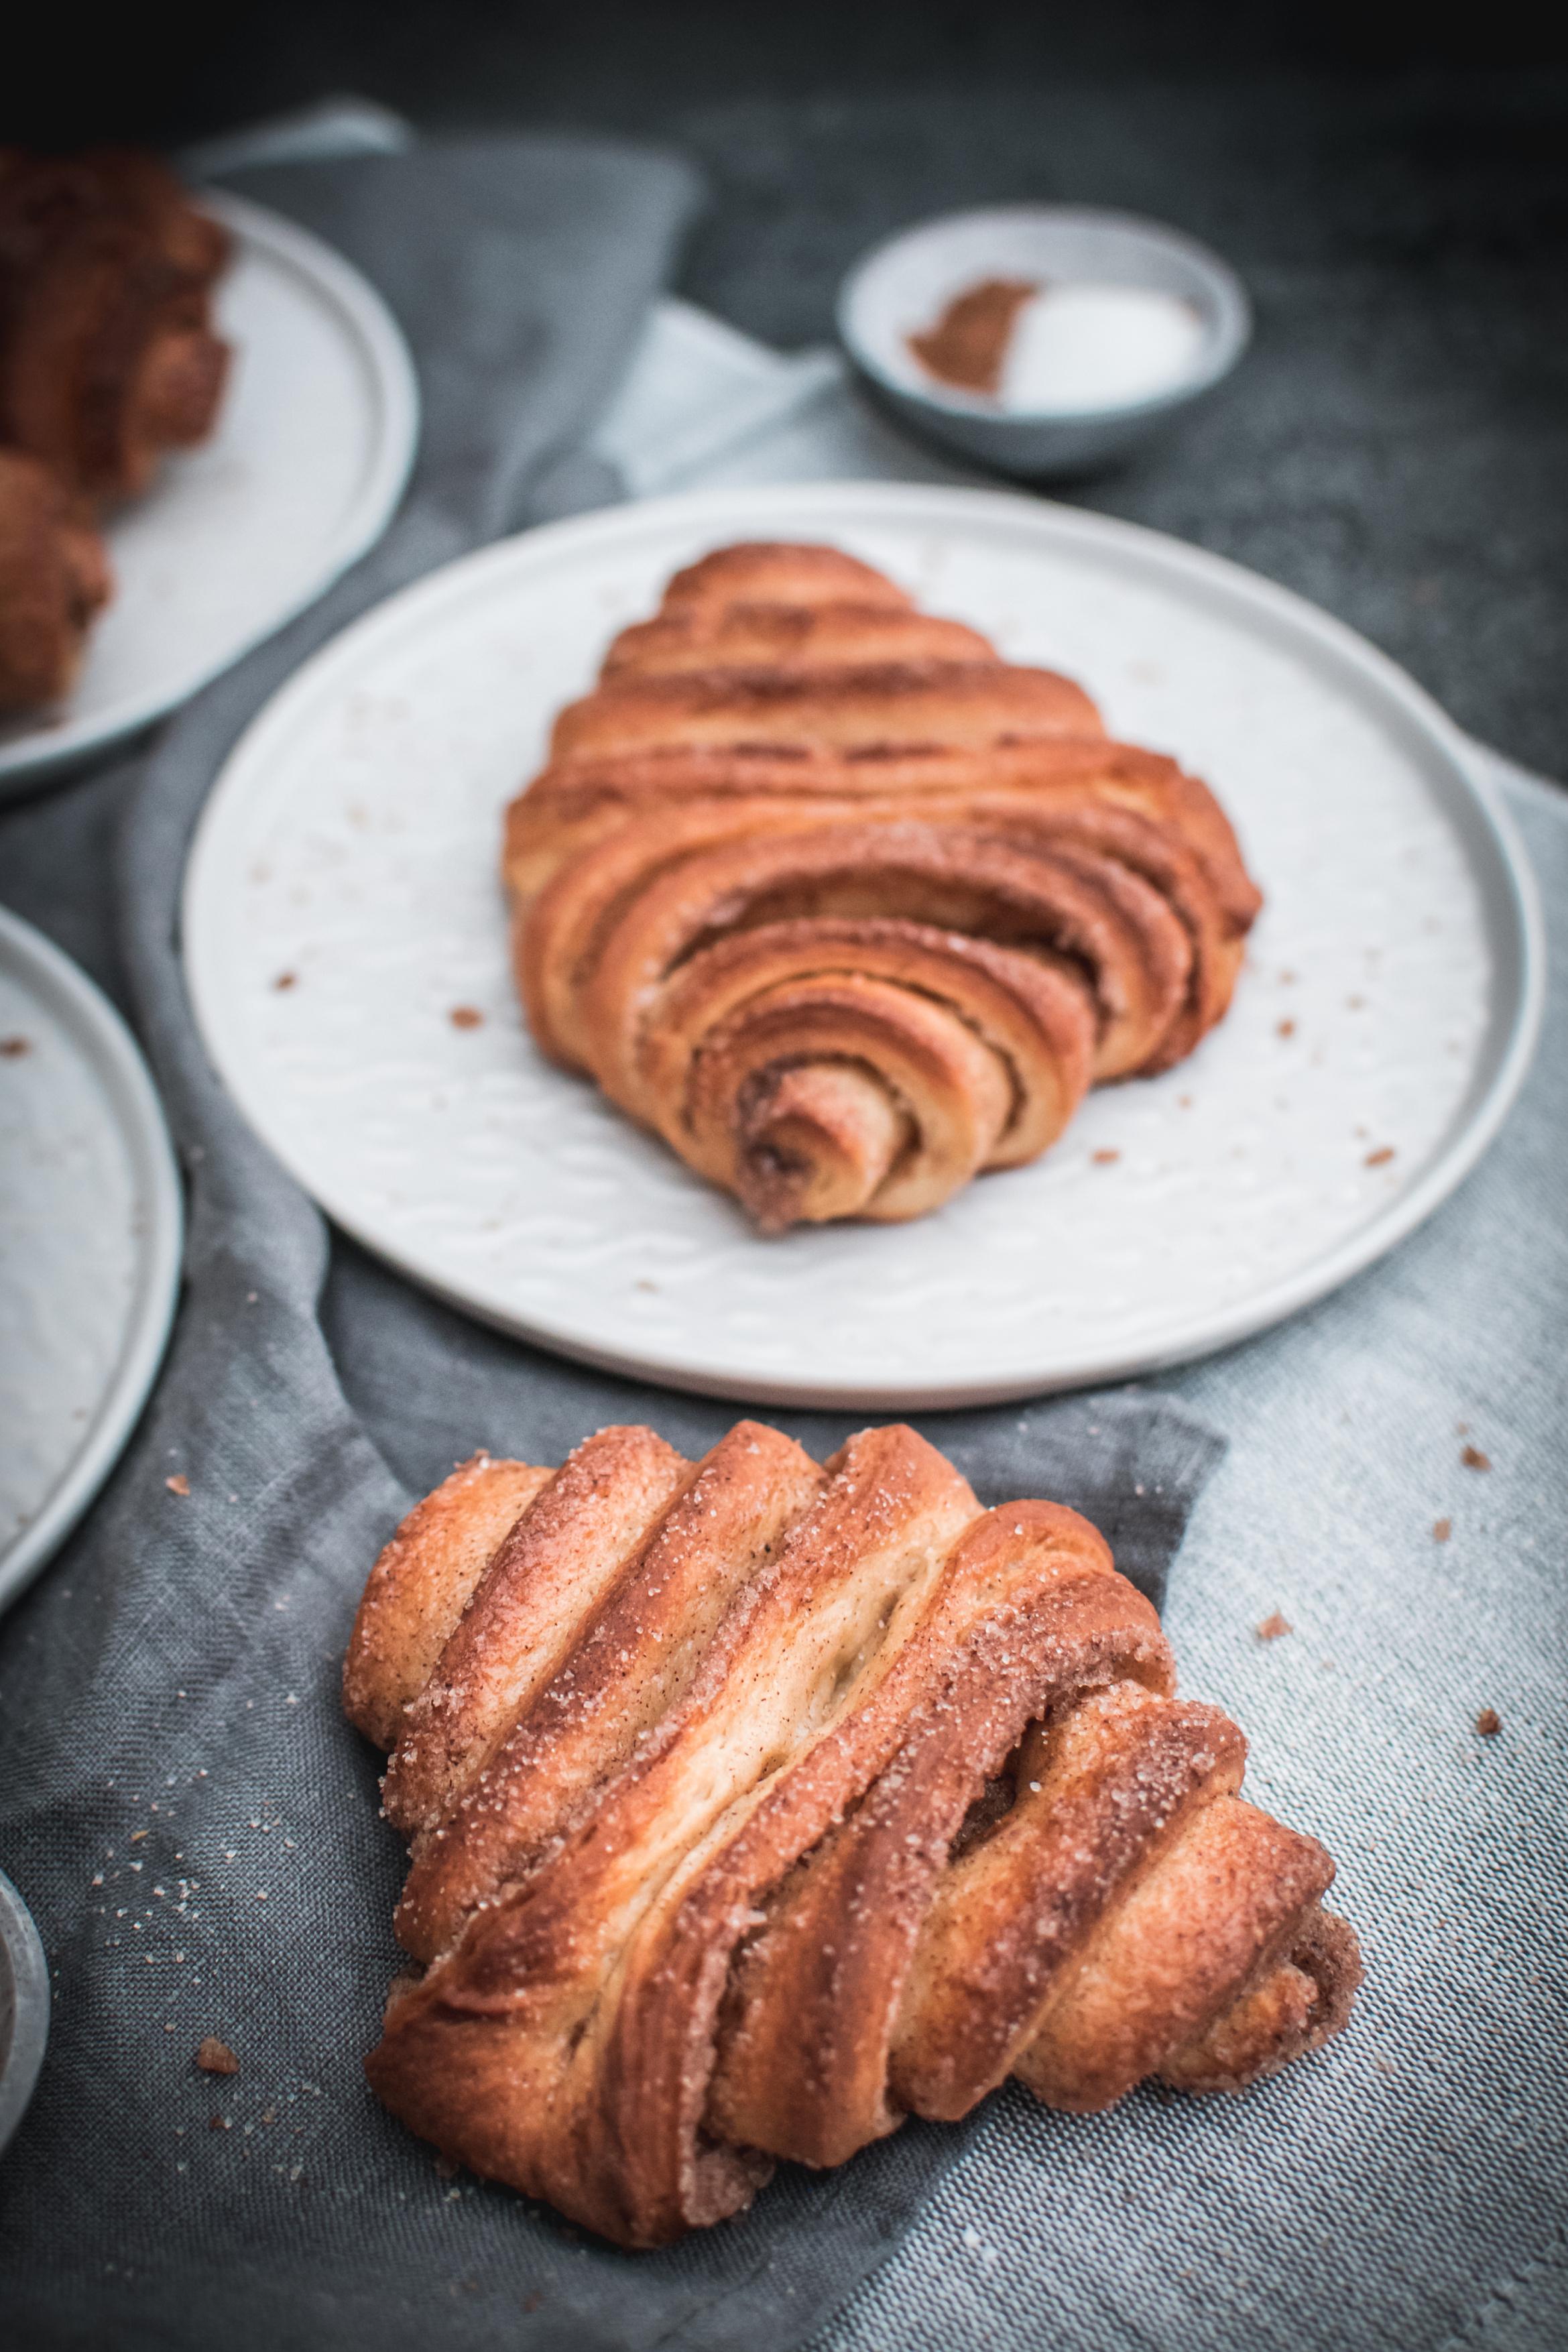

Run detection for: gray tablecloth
[[0, 135, 1235, 2352]]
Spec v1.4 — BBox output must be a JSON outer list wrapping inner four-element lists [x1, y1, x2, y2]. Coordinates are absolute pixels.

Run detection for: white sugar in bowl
[[837, 204, 1251, 477]]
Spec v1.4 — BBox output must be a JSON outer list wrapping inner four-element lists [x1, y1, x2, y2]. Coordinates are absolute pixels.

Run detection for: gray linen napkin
[[0, 140, 1225, 2351]]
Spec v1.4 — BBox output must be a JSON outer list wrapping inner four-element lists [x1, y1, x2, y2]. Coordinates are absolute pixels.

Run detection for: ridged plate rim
[[181, 479, 1544, 1408]]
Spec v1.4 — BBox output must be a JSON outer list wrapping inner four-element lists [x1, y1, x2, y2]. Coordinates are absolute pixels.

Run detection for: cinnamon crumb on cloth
[[195, 2037, 238, 2075], [1433, 1517, 1451, 1542], [165, 1474, 190, 1497], [1475, 1708, 1502, 1737], [1256, 1612, 1292, 1641], [1461, 1444, 1492, 1471]]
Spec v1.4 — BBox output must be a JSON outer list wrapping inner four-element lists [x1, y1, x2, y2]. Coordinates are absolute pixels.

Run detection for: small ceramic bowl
[[837, 204, 1251, 478], [0, 1867, 48, 2154]]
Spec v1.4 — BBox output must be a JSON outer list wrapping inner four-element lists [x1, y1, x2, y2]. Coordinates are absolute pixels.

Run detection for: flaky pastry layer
[[347, 1421, 1360, 2246]]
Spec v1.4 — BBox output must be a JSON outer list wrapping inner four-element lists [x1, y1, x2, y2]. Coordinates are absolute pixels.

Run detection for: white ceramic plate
[[0, 190, 418, 796], [0, 910, 182, 1608], [182, 481, 1543, 1409], [0, 1866, 49, 2154]]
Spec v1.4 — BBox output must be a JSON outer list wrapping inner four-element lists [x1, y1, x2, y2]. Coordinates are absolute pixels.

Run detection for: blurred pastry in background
[[0, 449, 111, 713], [0, 149, 231, 507]]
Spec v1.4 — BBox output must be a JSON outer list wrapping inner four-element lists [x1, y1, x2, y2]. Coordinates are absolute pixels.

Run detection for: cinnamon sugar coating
[[345, 1421, 1360, 2247], [503, 542, 1263, 1230]]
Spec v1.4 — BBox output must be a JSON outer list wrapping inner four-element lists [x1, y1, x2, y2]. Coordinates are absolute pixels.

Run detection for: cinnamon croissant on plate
[[0, 149, 231, 506], [346, 1420, 1360, 2248], [503, 542, 1262, 1231]]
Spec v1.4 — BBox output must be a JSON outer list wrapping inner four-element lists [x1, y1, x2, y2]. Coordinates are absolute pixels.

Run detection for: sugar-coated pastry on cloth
[[345, 1420, 1360, 2248], [0, 448, 111, 712], [0, 148, 231, 506], [503, 541, 1262, 1231]]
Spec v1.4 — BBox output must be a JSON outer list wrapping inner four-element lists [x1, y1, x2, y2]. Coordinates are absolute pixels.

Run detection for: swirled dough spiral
[[504, 542, 1262, 1229], [347, 1420, 1360, 2247]]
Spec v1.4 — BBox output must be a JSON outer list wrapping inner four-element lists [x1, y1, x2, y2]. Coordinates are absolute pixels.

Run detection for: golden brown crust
[[501, 543, 1263, 1232], [885, 1686, 1247, 2120], [603, 600, 997, 679], [586, 816, 1186, 1086], [908, 276, 1039, 396], [1158, 1904, 1363, 2092], [653, 918, 1096, 1227], [349, 1423, 1360, 2246], [658, 542, 917, 613], [393, 1421, 823, 1958], [0, 148, 231, 506], [380, 1426, 688, 1836], [517, 809, 1189, 1228], [1011, 1791, 1336, 2111]]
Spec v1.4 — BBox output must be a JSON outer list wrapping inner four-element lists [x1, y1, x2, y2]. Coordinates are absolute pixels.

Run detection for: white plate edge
[[0, 908, 184, 1609], [180, 477, 1547, 1408]]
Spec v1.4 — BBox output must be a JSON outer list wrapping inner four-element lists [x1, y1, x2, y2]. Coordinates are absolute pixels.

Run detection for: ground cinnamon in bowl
[[908, 277, 1039, 396]]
